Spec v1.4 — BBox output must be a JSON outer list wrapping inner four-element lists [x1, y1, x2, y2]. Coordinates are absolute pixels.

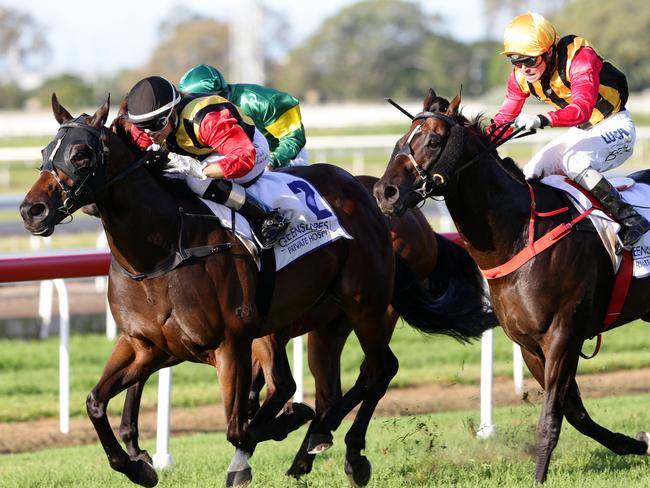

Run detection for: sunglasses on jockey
[[508, 54, 543, 68], [134, 108, 175, 134]]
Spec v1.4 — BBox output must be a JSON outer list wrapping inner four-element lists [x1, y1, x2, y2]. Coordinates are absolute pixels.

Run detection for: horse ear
[[51, 93, 73, 125], [423, 88, 438, 111], [88, 94, 110, 129], [448, 92, 461, 115], [117, 95, 128, 119], [111, 95, 132, 135]]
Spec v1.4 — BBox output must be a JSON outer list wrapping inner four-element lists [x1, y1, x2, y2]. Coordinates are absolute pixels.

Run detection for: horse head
[[374, 88, 469, 216], [20, 94, 136, 236]]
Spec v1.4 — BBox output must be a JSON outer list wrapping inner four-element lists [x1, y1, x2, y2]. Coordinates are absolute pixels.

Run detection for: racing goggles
[[508, 54, 542, 68], [135, 108, 174, 134]]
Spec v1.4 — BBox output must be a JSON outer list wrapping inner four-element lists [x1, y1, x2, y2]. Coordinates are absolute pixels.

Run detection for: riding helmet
[[126, 76, 181, 125], [501, 12, 558, 57], [179, 64, 228, 94]]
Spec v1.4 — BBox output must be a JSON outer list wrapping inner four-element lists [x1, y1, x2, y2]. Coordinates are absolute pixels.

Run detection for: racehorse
[[373, 88, 650, 483], [110, 172, 493, 485], [20, 95, 495, 488]]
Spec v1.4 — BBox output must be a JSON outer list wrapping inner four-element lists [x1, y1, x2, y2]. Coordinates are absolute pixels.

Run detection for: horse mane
[[445, 108, 526, 183]]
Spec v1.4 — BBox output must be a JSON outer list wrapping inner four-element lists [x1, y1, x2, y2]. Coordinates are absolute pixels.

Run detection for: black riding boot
[[202, 180, 289, 250], [590, 178, 650, 250]]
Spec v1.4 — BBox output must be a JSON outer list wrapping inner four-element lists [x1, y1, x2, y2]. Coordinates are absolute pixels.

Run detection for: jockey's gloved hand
[[164, 152, 207, 180], [512, 113, 550, 130]]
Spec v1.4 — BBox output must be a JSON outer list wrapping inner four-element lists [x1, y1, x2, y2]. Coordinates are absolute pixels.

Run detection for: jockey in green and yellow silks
[[179, 64, 308, 169]]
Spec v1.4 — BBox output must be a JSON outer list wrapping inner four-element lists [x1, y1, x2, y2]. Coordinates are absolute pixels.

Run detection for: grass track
[[1, 393, 650, 487]]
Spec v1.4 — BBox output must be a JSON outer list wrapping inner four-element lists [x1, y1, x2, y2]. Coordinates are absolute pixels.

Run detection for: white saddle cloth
[[200, 172, 352, 271], [541, 175, 650, 277]]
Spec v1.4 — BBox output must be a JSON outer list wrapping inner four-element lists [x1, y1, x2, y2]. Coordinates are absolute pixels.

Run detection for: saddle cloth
[[200, 171, 352, 271], [541, 174, 650, 277]]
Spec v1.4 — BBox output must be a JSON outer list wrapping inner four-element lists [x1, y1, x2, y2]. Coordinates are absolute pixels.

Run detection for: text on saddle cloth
[[200, 172, 352, 271], [541, 174, 650, 278]]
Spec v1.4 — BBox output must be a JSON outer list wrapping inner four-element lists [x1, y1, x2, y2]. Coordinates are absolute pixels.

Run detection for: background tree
[[112, 16, 231, 97], [29, 75, 95, 110], [0, 7, 48, 79], [274, 0, 469, 101], [551, 0, 650, 93]]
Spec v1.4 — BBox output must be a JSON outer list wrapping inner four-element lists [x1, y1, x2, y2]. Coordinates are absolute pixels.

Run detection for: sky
[[3, 0, 490, 78]]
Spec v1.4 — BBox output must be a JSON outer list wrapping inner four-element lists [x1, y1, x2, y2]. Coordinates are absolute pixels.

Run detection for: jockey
[[125, 75, 289, 250], [490, 11, 650, 250], [178, 64, 308, 169]]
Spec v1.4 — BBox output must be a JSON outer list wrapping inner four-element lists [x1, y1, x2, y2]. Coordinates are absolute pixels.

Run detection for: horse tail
[[391, 233, 497, 342]]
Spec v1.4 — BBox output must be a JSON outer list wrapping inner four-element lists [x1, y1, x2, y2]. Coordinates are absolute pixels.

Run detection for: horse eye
[[428, 135, 441, 147]]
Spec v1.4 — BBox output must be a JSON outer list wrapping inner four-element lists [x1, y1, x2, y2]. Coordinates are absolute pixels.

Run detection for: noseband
[[396, 111, 460, 200], [40, 118, 156, 215], [40, 117, 109, 214]]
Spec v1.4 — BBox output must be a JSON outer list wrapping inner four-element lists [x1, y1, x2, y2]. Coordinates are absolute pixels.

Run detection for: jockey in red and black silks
[[489, 11, 649, 250]]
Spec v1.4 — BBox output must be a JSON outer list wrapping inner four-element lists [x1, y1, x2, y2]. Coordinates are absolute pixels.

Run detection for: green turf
[[1, 321, 649, 423], [1, 392, 650, 487]]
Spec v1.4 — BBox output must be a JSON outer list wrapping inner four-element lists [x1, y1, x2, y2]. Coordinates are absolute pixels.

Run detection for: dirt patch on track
[[2, 367, 649, 454]]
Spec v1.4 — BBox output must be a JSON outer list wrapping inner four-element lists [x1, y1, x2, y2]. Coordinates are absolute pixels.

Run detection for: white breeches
[[523, 110, 636, 185]]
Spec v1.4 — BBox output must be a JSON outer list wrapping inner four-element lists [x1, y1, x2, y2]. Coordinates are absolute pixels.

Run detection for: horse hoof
[[344, 457, 372, 487], [635, 432, 650, 454], [286, 458, 312, 479], [127, 459, 158, 487], [290, 402, 316, 421], [226, 467, 252, 488], [134, 450, 154, 466], [307, 433, 334, 454]]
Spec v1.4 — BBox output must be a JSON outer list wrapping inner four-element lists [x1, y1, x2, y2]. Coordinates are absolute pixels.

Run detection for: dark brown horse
[[20, 95, 494, 488], [374, 88, 650, 483], [112, 173, 493, 485]]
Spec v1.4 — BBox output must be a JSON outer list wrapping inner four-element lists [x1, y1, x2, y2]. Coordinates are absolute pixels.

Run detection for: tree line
[[1, 0, 649, 109]]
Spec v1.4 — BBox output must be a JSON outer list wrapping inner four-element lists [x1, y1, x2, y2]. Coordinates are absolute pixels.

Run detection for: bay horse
[[112, 173, 492, 485], [20, 95, 495, 488], [374, 88, 650, 483]]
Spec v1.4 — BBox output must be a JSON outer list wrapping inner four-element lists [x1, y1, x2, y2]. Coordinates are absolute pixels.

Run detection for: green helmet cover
[[179, 64, 227, 94]]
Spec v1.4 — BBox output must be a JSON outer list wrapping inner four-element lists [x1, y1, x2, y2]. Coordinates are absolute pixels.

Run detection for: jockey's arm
[[129, 125, 154, 150], [546, 47, 602, 128], [488, 72, 528, 137], [269, 125, 306, 168], [198, 110, 257, 179]]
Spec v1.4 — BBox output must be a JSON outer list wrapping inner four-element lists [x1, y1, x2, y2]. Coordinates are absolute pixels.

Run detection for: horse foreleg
[[564, 377, 649, 454], [217, 336, 255, 488], [119, 358, 182, 464], [87, 336, 170, 487], [530, 331, 580, 484], [119, 382, 152, 464], [287, 325, 349, 478]]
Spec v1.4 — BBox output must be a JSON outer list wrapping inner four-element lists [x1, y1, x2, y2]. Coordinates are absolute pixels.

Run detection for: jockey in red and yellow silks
[[490, 11, 649, 250]]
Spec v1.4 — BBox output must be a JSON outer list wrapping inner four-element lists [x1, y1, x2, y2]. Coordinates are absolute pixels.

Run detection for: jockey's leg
[[202, 179, 288, 249], [581, 169, 650, 249], [560, 111, 648, 250]]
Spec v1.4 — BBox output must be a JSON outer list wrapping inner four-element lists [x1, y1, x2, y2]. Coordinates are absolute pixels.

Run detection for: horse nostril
[[20, 202, 48, 222], [383, 185, 399, 202]]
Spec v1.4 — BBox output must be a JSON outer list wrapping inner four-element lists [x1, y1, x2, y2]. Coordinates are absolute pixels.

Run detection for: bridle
[[394, 105, 531, 202], [40, 117, 157, 216], [396, 110, 460, 200]]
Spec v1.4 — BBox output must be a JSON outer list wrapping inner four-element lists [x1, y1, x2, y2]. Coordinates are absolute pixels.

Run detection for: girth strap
[[111, 208, 233, 281], [112, 242, 232, 281], [481, 182, 592, 279]]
